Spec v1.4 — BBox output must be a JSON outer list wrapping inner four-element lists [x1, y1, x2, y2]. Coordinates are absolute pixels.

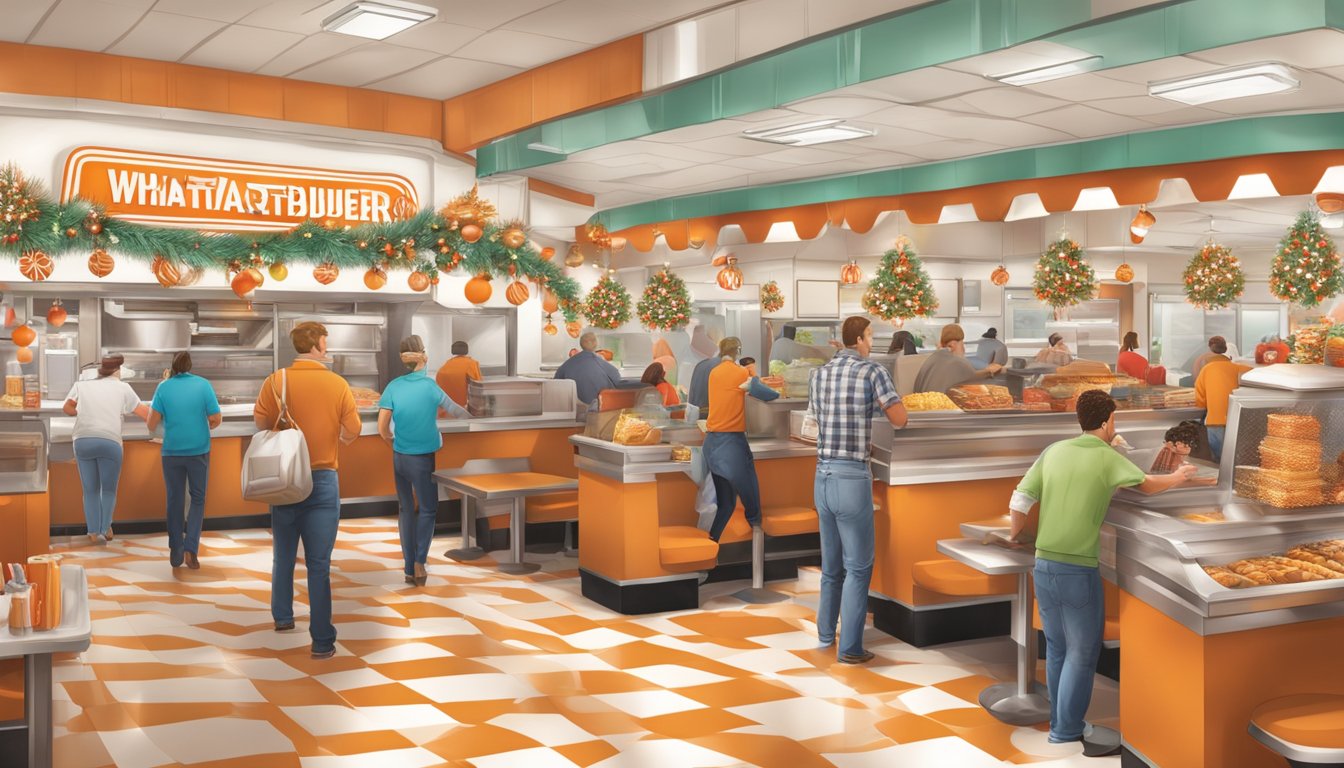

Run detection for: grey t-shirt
[[912, 349, 979, 393]]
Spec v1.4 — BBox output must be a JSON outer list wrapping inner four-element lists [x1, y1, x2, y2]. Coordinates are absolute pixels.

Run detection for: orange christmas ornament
[[46, 300, 67, 328], [505, 281, 530, 306], [502, 226, 526, 249], [268, 262, 289, 281], [231, 267, 264, 298], [15, 347, 32, 364], [151, 255, 181, 288], [408, 271, 431, 292], [542, 289, 559, 313], [990, 265, 1010, 286], [464, 274, 492, 305], [363, 266, 387, 291], [540, 246, 555, 261], [566, 321, 581, 338], [461, 224, 483, 244], [314, 262, 339, 285], [716, 256, 743, 291], [564, 246, 584, 268], [88, 249, 114, 278], [543, 322, 557, 336], [1115, 263, 1134, 283], [18, 250, 53, 282], [840, 260, 863, 285], [11, 324, 35, 347]]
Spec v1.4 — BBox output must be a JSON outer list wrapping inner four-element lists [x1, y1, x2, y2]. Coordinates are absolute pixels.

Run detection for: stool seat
[[526, 492, 578, 524], [1251, 694, 1344, 764], [913, 559, 1016, 597], [761, 506, 818, 537], [658, 526, 719, 572]]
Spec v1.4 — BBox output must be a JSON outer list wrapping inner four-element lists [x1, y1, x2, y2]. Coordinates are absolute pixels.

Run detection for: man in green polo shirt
[[1009, 390, 1195, 751]]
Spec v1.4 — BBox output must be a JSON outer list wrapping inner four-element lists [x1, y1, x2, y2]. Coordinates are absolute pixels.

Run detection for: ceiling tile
[[237, 0, 343, 35], [106, 11, 225, 62], [0, 0, 58, 43], [847, 127, 944, 151], [720, 156, 790, 172], [183, 25, 304, 71], [804, 0, 928, 36], [29, 0, 156, 51], [1197, 70, 1344, 116], [848, 68, 996, 104], [1086, 95, 1192, 117], [255, 32, 364, 77], [644, 119, 757, 144], [605, 0, 729, 24], [1018, 104, 1151, 138], [1188, 29, 1344, 71], [1092, 55, 1225, 85], [1123, 104, 1235, 126], [368, 57, 523, 99], [1021, 72, 1148, 101], [738, 0, 806, 60], [620, 163, 755, 188], [756, 146, 856, 166], [733, 108, 808, 123], [930, 87, 1070, 118], [289, 44, 440, 87], [900, 139, 1006, 161], [783, 95, 898, 118], [152, 0, 271, 23], [384, 21, 482, 56], [943, 40, 1101, 77], [450, 29, 589, 68], [572, 140, 730, 165], [502, 0, 653, 44]]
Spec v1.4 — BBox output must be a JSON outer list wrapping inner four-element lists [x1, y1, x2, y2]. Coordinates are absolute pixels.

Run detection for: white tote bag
[[241, 368, 313, 505]]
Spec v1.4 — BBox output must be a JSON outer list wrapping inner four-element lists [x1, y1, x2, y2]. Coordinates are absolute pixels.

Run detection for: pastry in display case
[[946, 384, 1013, 410], [903, 391, 960, 412]]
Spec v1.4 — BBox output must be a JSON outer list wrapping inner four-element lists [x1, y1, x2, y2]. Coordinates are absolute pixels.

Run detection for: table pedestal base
[[446, 547, 486, 562], [733, 527, 788, 604], [1082, 724, 1121, 757], [731, 587, 789, 604], [497, 562, 542, 575], [978, 681, 1050, 726]]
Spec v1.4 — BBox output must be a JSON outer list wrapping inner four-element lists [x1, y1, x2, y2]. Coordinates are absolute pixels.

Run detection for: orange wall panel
[[347, 89, 388, 134], [385, 92, 442, 139], [228, 73, 286, 121], [172, 66, 231, 114], [284, 81, 349, 128]]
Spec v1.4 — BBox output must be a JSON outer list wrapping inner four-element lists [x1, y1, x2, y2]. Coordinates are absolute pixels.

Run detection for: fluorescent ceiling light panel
[[1226, 173, 1279, 200], [1148, 63, 1298, 105], [322, 1, 436, 40], [937, 204, 979, 224], [989, 55, 1101, 86], [743, 119, 875, 147], [1073, 187, 1119, 211]]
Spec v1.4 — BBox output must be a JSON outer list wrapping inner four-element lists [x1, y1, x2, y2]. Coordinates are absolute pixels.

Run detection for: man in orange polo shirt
[[254, 321, 360, 660], [1194, 339, 1251, 462], [704, 338, 780, 542], [436, 341, 482, 409]]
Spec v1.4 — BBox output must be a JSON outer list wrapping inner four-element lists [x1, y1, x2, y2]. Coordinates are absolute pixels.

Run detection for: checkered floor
[[46, 519, 1120, 767]]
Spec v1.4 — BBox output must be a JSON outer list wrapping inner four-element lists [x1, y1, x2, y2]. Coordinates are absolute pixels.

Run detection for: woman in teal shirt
[[147, 352, 222, 569], [378, 336, 470, 585]]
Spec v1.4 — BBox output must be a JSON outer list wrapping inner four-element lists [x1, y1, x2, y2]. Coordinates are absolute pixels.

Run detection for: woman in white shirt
[[63, 354, 149, 543]]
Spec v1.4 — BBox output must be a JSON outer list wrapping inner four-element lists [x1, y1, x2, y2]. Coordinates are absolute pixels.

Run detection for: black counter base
[[1037, 630, 1121, 682], [581, 570, 699, 614], [0, 720, 26, 768], [870, 594, 1011, 648]]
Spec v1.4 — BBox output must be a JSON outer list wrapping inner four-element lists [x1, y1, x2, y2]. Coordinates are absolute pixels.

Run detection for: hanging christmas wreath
[[0, 164, 583, 321], [584, 273, 632, 330], [861, 236, 938, 324], [760, 280, 784, 313], [636, 268, 692, 331], [1270, 211, 1343, 308], [1034, 237, 1097, 309], [1183, 241, 1245, 310]]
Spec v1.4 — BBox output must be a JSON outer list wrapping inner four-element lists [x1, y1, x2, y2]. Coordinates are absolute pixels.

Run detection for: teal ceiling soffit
[[590, 111, 1344, 231], [476, 0, 1342, 178]]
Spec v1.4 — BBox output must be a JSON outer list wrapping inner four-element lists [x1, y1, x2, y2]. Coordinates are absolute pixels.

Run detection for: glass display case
[[0, 418, 47, 494]]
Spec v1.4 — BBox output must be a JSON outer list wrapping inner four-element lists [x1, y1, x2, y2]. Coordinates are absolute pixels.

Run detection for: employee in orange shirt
[[704, 340, 781, 542], [1194, 336, 1251, 462], [435, 341, 481, 409], [254, 321, 360, 660]]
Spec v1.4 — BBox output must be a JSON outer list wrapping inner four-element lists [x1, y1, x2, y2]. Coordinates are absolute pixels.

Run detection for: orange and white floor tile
[[46, 519, 1120, 768]]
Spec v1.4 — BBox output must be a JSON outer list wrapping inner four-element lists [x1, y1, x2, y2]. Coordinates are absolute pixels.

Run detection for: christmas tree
[[1183, 241, 1244, 310], [0, 164, 41, 246], [1034, 237, 1097, 309], [862, 236, 938, 324], [760, 280, 784, 313], [636, 268, 692, 331], [1270, 211, 1342, 308], [584, 273, 632, 330]]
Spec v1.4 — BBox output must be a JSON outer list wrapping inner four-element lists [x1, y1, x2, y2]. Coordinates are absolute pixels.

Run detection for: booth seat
[[913, 558, 1016, 598], [525, 492, 578, 524], [1250, 694, 1344, 767], [658, 526, 719, 572]]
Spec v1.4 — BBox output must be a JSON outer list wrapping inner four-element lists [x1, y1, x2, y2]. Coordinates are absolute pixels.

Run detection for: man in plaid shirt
[[809, 316, 908, 664]]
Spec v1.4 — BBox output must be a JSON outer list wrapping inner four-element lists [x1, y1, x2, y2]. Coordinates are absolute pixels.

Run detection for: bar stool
[[1251, 694, 1344, 767], [732, 506, 816, 604]]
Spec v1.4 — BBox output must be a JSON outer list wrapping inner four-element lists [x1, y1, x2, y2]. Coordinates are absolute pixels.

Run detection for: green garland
[[1034, 237, 1097, 309], [1183, 241, 1244, 310], [584, 274, 632, 330], [0, 165, 581, 322], [1270, 211, 1343, 308]]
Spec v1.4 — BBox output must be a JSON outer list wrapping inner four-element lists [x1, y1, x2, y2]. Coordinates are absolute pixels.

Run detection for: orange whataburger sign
[[60, 147, 420, 231]]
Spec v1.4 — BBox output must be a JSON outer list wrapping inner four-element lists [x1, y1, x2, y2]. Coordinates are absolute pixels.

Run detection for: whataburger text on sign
[[60, 147, 420, 231]]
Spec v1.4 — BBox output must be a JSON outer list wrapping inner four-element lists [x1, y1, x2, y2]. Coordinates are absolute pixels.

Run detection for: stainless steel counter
[[871, 407, 1203, 486], [571, 434, 815, 483]]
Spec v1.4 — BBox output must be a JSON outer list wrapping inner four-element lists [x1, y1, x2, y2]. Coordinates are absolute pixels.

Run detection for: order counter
[[1102, 364, 1344, 768]]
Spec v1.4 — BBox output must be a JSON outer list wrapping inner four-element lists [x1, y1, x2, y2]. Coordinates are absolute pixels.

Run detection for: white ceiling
[[528, 29, 1344, 210], [1, 0, 737, 98]]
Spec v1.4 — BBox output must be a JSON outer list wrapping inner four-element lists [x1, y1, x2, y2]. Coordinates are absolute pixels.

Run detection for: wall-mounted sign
[[60, 147, 419, 232]]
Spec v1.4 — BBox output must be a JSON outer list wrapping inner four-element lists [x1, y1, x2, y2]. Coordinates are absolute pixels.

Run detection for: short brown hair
[[170, 351, 192, 376], [939, 324, 965, 347], [1077, 389, 1117, 431], [290, 321, 328, 354], [1209, 335, 1227, 354], [841, 316, 871, 347]]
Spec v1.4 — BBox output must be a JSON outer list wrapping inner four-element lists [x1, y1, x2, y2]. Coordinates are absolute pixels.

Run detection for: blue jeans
[[271, 470, 340, 652], [393, 452, 438, 575], [163, 454, 209, 555], [703, 431, 762, 541], [1034, 557, 1105, 743], [814, 459, 874, 657], [1206, 425, 1226, 463], [74, 438, 122, 536]]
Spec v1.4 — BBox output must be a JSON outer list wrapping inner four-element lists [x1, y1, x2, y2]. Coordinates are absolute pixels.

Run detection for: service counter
[[571, 434, 817, 614], [868, 406, 1202, 647]]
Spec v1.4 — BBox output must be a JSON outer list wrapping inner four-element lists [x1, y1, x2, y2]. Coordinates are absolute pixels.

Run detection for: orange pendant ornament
[[19, 250, 53, 282], [46, 300, 67, 328], [151, 255, 181, 288], [363, 266, 387, 291], [1115, 263, 1134, 283], [505, 281, 530, 305], [408, 271, 431, 292], [314, 262, 339, 285], [566, 321, 582, 338], [88, 249, 114, 278], [231, 267, 264, 298], [716, 256, 743, 291], [11, 324, 35, 347], [268, 262, 289, 281], [461, 224, 483, 244], [464, 274, 492, 305]]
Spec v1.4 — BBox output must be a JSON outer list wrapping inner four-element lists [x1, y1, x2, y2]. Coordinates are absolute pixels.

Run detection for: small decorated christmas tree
[[1034, 237, 1097, 311], [1183, 241, 1244, 310], [584, 273, 632, 330], [0, 164, 41, 247], [636, 268, 692, 331], [760, 280, 784, 313], [1270, 211, 1343, 308], [862, 236, 938, 325]]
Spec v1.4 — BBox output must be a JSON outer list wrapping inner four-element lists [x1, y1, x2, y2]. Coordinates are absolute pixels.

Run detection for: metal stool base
[[446, 547, 486, 562], [978, 682, 1050, 726], [731, 587, 790, 604], [497, 562, 542, 575], [1082, 724, 1121, 757]]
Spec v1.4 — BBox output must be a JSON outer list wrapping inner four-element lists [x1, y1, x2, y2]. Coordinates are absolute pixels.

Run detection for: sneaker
[[169, 549, 184, 568], [311, 647, 336, 660], [184, 551, 200, 570], [837, 650, 875, 665], [274, 620, 295, 632]]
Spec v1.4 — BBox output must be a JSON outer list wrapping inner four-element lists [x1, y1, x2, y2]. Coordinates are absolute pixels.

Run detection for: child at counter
[[1150, 421, 1201, 475]]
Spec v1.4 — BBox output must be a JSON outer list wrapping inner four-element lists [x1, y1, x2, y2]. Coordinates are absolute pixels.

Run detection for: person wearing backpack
[[147, 352, 222, 569], [253, 322, 360, 660]]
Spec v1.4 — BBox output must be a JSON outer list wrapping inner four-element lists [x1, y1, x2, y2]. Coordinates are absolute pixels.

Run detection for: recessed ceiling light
[[743, 119, 875, 147], [989, 55, 1102, 86], [1148, 62, 1298, 105], [322, 1, 437, 40]]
